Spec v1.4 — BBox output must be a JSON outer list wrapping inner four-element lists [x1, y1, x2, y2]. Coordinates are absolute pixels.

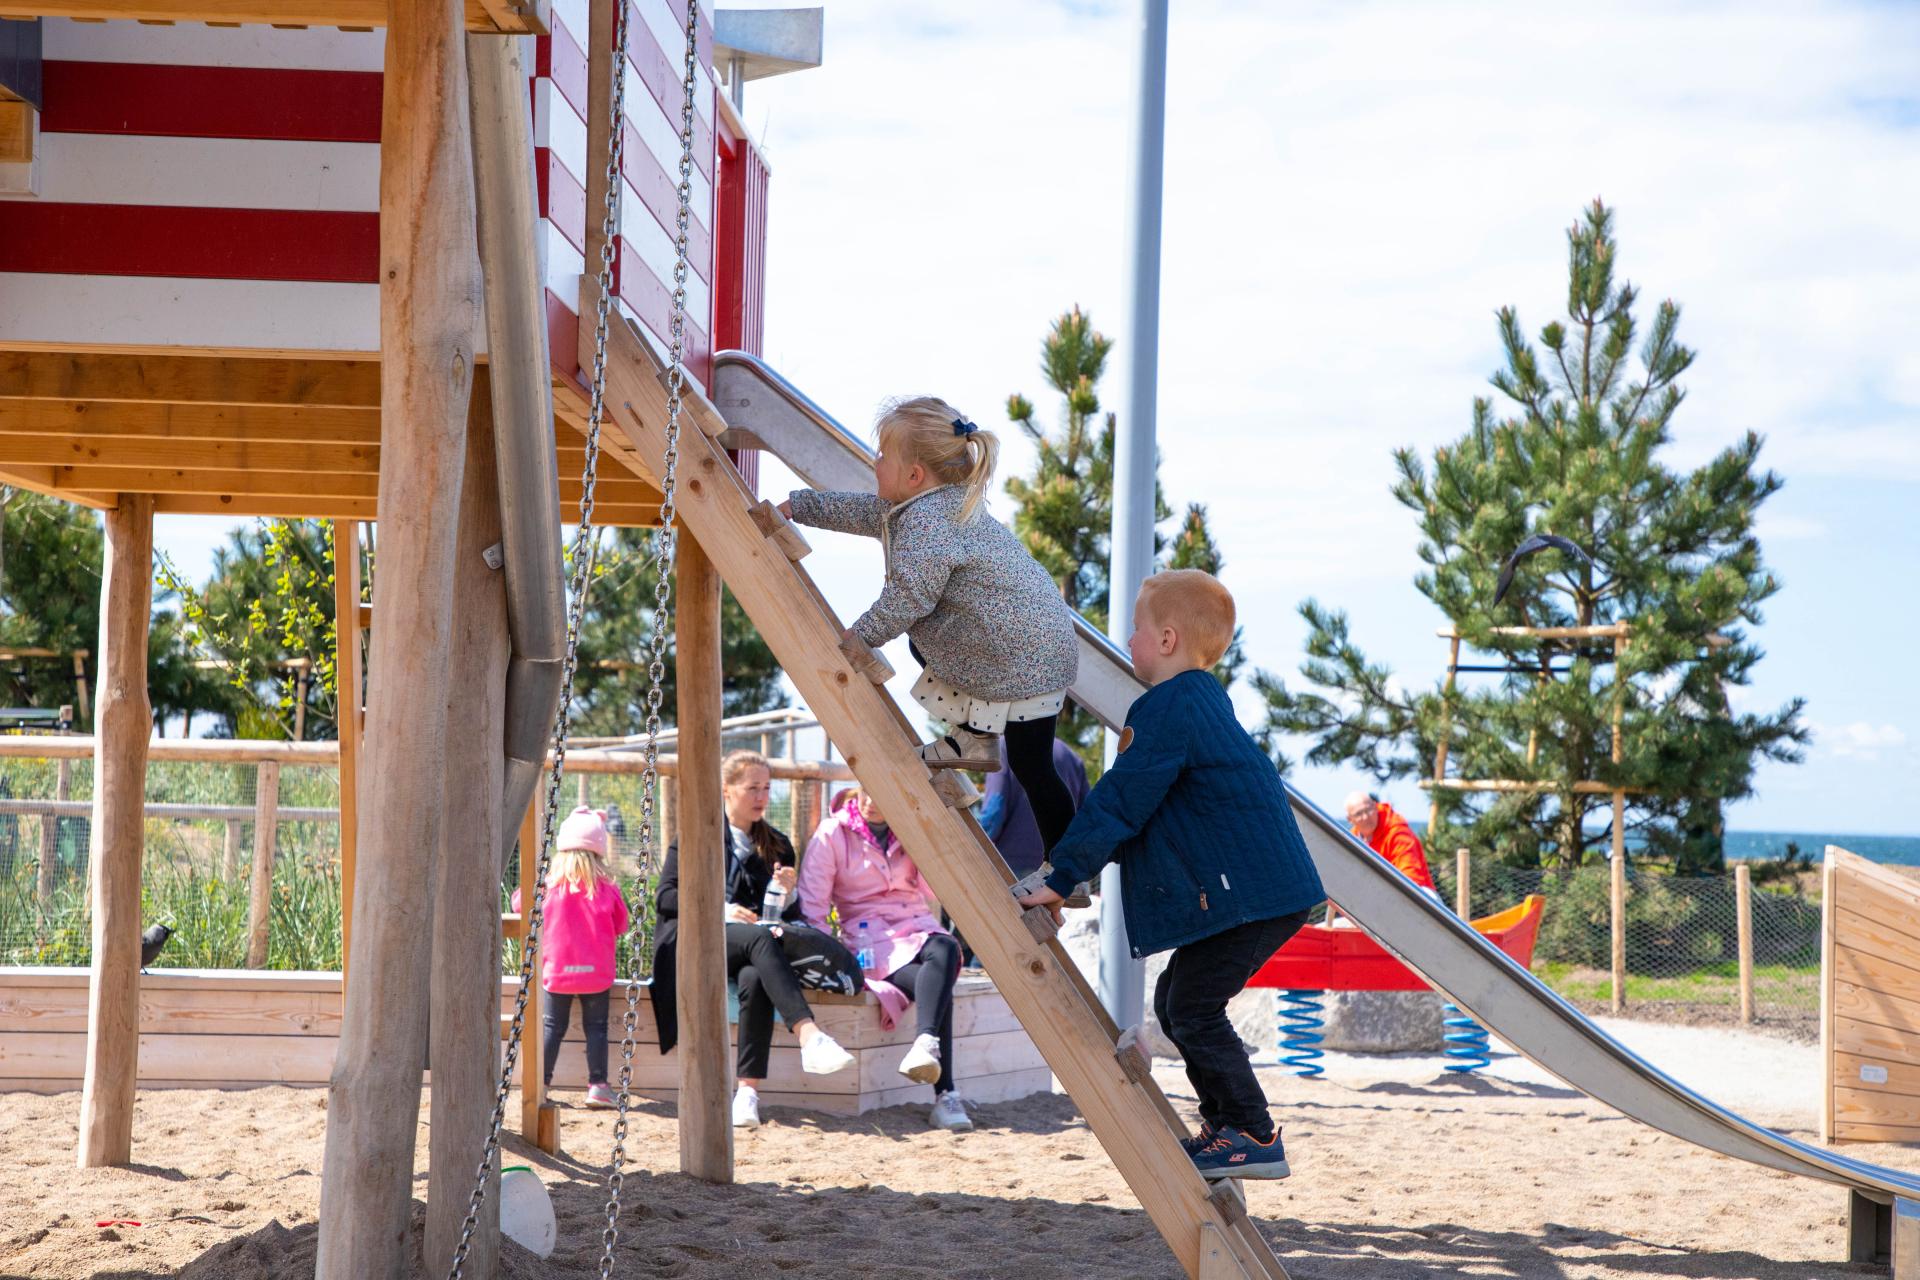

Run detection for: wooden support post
[[1610, 788, 1626, 1014], [516, 795, 556, 1152], [1428, 633, 1460, 833], [1735, 861, 1754, 1026], [221, 818, 243, 881], [675, 533, 731, 1183], [73, 651, 91, 728], [1455, 847, 1471, 919], [315, 0, 479, 1263], [246, 762, 281, 968], [37, 758, 70, 903], [333, 520, 364, 987], [77, 492, 153, 1168], [660, 774, 677, 851], [426, 387, 507, 1280]]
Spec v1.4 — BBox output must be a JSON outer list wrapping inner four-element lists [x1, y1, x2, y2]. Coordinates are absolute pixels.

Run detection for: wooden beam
[[41, 466, 379, 498], [0, 101, 29, 165], [153, 494, 378, 520], [1437, 623, 1631, 641], [515, 796, 556, 1152], [0, 0, 546, 33], [334, 521, 363, 989], [426, 388, 506, 1278], [316, 0, 479, 1265], [1419, 778, 1649, 796], [0, 435, 378, 474], [0, 400, 381, 445], [76, 492, 153, 1168], [0, 348, 382, 408], [675, 532, 731, 1183]]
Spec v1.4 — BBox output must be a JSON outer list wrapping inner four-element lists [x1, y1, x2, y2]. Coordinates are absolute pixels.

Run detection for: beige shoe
[[918, 725, 1001, 771]]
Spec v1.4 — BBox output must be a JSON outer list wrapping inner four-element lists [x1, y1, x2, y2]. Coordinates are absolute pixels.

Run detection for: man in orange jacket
[[1344, 792, 1437, 892]]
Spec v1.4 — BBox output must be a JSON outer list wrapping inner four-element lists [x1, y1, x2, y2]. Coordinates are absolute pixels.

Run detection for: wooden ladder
[[598, 314, 1288, 1280]]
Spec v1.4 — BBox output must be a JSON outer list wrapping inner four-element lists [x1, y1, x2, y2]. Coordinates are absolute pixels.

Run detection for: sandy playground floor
[[1, 1018, 1912, 1279]]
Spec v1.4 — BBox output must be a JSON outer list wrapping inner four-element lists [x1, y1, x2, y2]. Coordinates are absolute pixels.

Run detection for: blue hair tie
[[952, 417, 978, 437]]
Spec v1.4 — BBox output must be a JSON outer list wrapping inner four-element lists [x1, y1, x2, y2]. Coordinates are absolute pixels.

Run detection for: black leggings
[[886, 933, 962, 1094], [543, 988, 611, 1086], [728, 922, 816, 1081], [909, 641, 1075, 858]]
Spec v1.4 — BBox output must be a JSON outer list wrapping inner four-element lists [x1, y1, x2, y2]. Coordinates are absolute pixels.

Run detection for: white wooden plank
[[0, 274, 379, 351], [43, 16, 385, 70]]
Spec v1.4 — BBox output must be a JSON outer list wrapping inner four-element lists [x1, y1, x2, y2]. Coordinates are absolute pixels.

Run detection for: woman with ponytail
[[780, 396, 1080, 858]]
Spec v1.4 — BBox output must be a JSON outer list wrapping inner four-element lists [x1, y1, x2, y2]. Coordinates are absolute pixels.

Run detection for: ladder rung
[[1114, 1024, 1154, 1088], [1020, 904, 1060, 946]]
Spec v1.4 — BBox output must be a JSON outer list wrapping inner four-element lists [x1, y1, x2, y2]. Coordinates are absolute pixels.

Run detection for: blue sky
[[154, 0, 1920, 836]]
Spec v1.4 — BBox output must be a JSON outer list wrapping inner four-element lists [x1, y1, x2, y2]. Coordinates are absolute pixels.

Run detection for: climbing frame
[[596, 312, 1290, 1280]]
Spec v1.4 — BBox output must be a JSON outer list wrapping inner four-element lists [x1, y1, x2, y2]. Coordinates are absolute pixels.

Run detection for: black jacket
[[649, 820, 800, 1054]]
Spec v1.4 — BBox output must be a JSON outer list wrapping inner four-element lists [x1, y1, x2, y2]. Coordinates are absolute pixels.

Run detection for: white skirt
[[910, 668, 1067, 735]]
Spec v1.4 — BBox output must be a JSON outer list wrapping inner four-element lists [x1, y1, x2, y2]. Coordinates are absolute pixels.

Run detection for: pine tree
[[1004, 307, 1236, 768], [1255, 202, 1806, 872]]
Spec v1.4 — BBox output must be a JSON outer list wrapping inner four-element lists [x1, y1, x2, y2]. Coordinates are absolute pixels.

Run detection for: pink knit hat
[[556, 806, 610, 858]]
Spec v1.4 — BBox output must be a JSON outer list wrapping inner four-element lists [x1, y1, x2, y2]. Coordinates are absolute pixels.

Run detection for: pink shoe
[[584, 1082, 616, 1109]]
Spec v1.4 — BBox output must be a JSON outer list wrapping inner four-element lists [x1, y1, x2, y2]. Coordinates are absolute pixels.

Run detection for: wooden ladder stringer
[[602, 315, 1287, 1280]]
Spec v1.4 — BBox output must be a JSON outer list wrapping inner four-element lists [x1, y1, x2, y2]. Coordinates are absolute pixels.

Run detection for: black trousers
[[729, 922, 817, 1080], [886, 933, 962, 1094], [908, 640, 1075, 858], [1153, 911, 1311, 1139], [543, 987, 611, 1086]]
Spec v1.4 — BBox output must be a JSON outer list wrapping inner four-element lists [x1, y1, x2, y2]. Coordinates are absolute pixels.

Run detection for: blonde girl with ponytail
[[780, 396, 1082, 857]]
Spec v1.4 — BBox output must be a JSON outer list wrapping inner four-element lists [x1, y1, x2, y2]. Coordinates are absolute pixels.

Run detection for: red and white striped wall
[[0, 3, 762, 395]]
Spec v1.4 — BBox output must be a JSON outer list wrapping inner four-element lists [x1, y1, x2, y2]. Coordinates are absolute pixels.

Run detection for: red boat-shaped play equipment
[[1247, 895, 1547, 1074]]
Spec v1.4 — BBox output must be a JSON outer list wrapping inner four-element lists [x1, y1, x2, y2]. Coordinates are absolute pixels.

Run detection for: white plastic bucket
[[499, 1166, 556, 1259]]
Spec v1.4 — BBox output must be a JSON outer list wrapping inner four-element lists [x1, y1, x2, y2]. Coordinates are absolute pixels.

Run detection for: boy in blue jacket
[[1018, 570, 1324, 1180]]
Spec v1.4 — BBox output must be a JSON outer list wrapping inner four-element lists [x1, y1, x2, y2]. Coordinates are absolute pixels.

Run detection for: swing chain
[[599, 1, 698, 1275], [443, 0, 640, 1273]]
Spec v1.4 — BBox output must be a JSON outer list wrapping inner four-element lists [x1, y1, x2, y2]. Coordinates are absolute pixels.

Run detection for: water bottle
[[760, 879, 788, 922], [854, 919, 875, 971]]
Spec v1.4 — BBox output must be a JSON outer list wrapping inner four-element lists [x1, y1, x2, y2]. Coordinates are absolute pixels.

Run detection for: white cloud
[[1813, 720, 1910, 761]]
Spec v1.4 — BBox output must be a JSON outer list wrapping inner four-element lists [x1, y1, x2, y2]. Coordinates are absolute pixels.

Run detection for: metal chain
[[442, 0, 640, 1272], [598, 1, 697, 1273]]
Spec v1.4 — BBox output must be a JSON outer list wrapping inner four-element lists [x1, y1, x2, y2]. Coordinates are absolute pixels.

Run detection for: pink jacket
[[798, 794, 945, 980], [512, 877, 631, 994]]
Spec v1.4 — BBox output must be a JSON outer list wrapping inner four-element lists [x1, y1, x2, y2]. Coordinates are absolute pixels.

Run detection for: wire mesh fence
[[1432, 857, 1823, 1039]]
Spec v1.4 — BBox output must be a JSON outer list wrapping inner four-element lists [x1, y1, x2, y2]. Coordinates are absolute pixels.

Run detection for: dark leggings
[[886, 933, 962, 1094], [908, 641, 1075, 858], [729, 922, 817, 1080], [543, 988, 611, 1086]]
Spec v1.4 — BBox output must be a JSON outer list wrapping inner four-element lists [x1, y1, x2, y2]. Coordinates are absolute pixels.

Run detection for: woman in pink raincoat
[[798, 787, 972, 1132]]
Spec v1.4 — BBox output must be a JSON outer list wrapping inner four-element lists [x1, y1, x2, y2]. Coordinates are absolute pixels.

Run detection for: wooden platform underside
[[0, 0, 548, 35], [0, 345, 665, 525]]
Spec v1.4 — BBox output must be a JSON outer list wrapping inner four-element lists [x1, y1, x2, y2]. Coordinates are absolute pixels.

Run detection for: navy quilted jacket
[[1044, 670, 1325, 956]]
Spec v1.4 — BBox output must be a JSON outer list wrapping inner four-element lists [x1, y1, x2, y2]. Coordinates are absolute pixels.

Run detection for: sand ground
[[1, 1019, 1911, 1280]]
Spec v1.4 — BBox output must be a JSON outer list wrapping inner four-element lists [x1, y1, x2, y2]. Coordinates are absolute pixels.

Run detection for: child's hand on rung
[[1017, 884, 1064, 925]]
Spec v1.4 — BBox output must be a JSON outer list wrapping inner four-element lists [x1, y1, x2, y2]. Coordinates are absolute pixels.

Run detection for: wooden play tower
[[0, 5, 1295, 1279]]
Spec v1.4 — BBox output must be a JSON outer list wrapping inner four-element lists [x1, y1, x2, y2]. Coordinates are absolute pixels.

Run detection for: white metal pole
[[1100, 0, 1168, 1029]]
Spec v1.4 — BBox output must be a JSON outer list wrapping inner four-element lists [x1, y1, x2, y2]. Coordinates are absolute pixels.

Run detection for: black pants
[[1153, 911, 1310, 1140], [909, 641, 1075, 858], [886, 933, 962, 1094], [543, 988, 611, 1086], [729, 922, 817, 1080]]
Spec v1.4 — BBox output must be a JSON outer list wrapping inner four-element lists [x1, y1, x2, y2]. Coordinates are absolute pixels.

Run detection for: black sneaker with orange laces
[[1190, 1125, 1291, 1180], [1180, 1121, 1218, 1156]]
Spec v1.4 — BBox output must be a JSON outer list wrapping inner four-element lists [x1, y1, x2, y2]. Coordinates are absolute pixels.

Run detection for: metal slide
[[710, 349, 1920, 1209]]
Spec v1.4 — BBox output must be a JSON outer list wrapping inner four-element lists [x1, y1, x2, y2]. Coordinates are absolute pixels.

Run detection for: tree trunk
[[77, 493, 153, 1168], [315, 0, 478, 1264]]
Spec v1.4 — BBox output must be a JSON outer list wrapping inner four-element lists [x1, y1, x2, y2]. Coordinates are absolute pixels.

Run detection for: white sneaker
[[929, 1090, 973, 1132], [899, 1032, 942, 1085], [731, 1086, 761, 1129], [918, 725, 1001, 771], [800, 1032, 854, 1076]]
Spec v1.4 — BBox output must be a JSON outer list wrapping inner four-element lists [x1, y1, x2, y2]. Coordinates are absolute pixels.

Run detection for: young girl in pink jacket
[[534, 807, 630, 1109], [798, 788, 971, 1132]]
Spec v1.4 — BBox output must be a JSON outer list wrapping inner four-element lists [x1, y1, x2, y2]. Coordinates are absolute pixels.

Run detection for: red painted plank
[[39, 61, 382, 143], [536, 146, 588, 255], [546, 287, 585, 393], [623, 0, 714, 182], [0, 203, 378, 283], [621, 116, 713, 280], [541, 8, 590, 126], [614, 236, 710, 384]]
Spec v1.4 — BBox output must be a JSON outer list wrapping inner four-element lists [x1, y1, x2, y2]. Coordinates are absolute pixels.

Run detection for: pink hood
[[797, 792, 944, 979]]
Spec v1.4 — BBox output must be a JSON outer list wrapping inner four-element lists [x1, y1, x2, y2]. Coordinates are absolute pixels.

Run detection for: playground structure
[[3, 5, 1920, 1279], [1822, 845, 1920, 1154], [1248, 895, 1545, 1076]]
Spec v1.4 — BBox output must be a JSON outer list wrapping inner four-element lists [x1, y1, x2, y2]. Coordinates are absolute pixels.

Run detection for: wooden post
[[222, 819, 243, 881], [37, 757, 70, 904], [576, 770, 589, 808], [1455, 847, 1471, 919], [292, 667, 309, 741], [76, 492, 153, 1168], [675, 534, 731, 1183], [246, 762, 281, 968], [1428, 634, 1460, 834], [315, 0, 479, 1262], [1820, 851, 1838, 1144], [516, 796, 556, 1151], [1735, 861, 1755, 1025], [333, 520, 364, 987], [1610, 633, 1627, 1014], [660, 774, 677, 853], [426, 385, 507, 1279], [73, 651, 90, 728]]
